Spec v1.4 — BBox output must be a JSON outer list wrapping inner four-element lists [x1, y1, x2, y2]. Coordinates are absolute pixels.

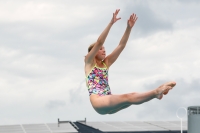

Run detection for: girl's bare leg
[[90, 81, 176, 114]]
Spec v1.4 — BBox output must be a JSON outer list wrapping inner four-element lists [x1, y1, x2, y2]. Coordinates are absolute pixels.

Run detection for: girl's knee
[[122, 93, 132, 104]]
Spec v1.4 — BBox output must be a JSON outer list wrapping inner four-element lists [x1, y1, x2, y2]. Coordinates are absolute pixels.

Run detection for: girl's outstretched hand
[[127, 13, 138, 28], [110, 9, 121, 24]]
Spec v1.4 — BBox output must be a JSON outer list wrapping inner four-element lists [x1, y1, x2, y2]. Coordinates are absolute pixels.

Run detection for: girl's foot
[[155, 82, 176, 99]]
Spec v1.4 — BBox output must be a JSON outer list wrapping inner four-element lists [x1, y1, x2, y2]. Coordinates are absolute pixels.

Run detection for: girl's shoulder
[[84, 57, 95, 67], [102, 58, 109, 69]]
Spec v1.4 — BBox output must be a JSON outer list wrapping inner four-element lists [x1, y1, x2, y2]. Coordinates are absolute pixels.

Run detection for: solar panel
[[47, 123, 78, 132], [80, 121, 187, 132], [166, 121, 187, 130], [80, 122, 121, 131], [144, 121, 180, 130], [22, 124, 51, 133], [0, 123, 78, 133], [125, 121, 168, 131], [0, 121, 187, 133], [0, 125, 24, 133]]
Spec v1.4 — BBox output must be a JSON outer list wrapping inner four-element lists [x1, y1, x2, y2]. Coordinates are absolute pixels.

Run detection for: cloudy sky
[[0, 0, 200, 125]]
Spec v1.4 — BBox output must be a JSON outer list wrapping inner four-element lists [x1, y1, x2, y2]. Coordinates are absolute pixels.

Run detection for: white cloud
[[110, 24, 200, 91]]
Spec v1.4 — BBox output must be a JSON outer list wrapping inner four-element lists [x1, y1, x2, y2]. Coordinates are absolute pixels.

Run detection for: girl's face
[[96, 46, 106, 60]]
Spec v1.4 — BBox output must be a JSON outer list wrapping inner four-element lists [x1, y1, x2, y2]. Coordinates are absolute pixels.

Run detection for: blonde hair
[[88, 43, 95, 53]]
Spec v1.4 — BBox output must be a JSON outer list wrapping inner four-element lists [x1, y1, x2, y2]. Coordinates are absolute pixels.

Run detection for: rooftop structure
[[0, 119, 187, 133]]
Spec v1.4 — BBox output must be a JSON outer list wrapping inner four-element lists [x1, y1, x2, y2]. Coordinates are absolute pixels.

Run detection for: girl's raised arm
[[85, 9, 121, 64], [105, 13, 138, 68]]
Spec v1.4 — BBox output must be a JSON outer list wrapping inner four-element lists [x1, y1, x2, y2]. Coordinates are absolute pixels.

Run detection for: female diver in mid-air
[[84, 9, 176, 115]]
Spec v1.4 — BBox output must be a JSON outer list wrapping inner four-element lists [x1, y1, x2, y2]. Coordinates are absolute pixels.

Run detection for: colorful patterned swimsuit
[[86, 62, 112, 96]]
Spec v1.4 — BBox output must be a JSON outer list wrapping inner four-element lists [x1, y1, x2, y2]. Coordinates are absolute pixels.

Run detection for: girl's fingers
[[117, 17, 121, 21], [132, 14, 135, 19], [127, 13, 137, 27], [115, 9, 120, 15], [129, 15, 133, 22], [134, 17, 138, 22], [115, 9, 119, 13], [132, 14, 137, 22], [134, 14, 136, 18]]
